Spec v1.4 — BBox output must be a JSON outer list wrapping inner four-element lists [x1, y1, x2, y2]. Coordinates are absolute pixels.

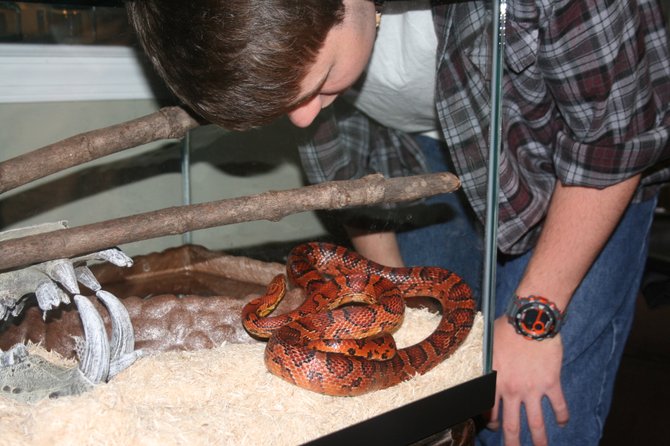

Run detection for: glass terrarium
[[0, 1, 504, 444]]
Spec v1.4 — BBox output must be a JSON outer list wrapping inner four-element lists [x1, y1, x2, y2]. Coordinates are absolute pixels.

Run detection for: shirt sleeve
[[293, 100, 430, 231], [536, 0, 670, 187]]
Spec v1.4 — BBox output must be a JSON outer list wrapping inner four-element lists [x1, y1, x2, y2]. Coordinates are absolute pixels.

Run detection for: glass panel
[[482, 0, 505, 375], [0, 1, 504, 443]]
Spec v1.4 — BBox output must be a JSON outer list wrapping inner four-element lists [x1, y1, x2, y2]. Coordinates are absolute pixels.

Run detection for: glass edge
[[482, 0, 507, 373]]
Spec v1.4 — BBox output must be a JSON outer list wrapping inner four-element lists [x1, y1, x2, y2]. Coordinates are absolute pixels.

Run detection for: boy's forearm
[[345, 226, 405, 267]]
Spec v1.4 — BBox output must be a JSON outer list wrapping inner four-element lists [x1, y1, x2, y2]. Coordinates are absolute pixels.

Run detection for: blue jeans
[[396, 136, 484, 300], [394, 135, 657, 445]]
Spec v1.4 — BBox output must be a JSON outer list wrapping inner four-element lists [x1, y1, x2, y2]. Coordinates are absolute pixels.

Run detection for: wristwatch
[[505, 295, 565, 340]]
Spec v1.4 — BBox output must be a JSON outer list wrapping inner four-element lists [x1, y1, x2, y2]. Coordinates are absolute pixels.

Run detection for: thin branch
[[0, 173, 460, 271], [0, 106, 200, 194]]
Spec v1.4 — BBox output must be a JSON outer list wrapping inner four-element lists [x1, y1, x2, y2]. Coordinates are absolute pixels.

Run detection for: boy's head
[[127, 0, 346, 131]]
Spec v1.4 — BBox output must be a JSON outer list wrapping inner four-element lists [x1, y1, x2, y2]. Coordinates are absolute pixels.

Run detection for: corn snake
[[241, 242, 475, 396]]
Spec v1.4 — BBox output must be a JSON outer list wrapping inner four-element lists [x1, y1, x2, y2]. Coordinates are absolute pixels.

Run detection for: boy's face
[[287, 0, 377, 128]]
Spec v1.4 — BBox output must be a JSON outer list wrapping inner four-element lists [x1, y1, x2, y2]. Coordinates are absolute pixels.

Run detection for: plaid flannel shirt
[[296, 0, 670, 254]]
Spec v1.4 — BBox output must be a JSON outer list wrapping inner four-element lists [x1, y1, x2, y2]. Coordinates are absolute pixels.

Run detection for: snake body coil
[[242, 242, 475, 396]]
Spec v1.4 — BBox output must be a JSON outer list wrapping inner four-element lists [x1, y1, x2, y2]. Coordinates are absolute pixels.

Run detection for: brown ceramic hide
[[0, 245, 304, 358]]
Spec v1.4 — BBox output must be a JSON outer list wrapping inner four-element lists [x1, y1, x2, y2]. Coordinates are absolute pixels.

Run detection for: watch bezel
[[507, 296, 564, 341]]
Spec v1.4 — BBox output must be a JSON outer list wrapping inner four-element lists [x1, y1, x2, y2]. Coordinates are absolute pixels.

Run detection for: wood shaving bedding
[[0, 309, 483, 446]]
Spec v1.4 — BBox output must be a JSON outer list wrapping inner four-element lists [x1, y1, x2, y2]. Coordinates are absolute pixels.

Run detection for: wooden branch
[[0, 173, 459, 271], [0, 106, 200, 194]]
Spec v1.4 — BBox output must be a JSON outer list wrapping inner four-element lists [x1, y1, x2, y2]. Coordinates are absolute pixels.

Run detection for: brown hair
[[126, 0, 345, 131]]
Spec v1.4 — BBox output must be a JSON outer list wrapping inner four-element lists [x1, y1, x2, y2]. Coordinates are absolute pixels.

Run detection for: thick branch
[[0, 173, 459, 271], [0, 106, 200, 194]]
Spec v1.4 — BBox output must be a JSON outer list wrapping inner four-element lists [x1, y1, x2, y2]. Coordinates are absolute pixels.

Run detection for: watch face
[[512, 300, 558, 340]]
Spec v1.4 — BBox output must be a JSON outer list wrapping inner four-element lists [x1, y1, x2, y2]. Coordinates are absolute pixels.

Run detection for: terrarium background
[[0, 1, 333, 259]]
